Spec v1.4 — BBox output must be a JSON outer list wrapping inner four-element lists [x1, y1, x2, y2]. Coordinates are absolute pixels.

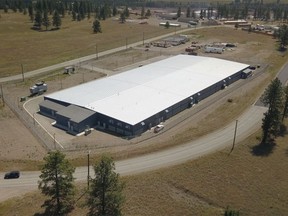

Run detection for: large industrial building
[[39, 55, 250, 137]]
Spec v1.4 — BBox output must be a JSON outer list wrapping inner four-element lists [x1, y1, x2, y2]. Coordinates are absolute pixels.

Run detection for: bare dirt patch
[[0, 105, 46, 170]]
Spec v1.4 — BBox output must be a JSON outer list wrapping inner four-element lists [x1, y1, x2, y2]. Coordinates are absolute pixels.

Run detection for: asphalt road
[[0, 104, 267, 202]]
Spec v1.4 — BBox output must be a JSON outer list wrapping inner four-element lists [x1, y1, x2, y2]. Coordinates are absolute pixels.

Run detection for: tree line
[[0, 0, 135, 33], [4, 0, 288, 34], [38, 151, 125, 215]]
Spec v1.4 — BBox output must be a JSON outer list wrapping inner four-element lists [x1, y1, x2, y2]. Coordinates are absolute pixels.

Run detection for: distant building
[[159, 22, 181, 27], [224, 19, 248, 25], [163, 35, 189, 46]]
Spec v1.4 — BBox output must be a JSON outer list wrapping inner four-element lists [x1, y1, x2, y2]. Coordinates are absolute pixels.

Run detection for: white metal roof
[[45, 55, 249, 125]]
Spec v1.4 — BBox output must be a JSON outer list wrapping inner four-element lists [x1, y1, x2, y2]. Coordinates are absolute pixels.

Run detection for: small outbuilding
[[64, 66, 75, 74]]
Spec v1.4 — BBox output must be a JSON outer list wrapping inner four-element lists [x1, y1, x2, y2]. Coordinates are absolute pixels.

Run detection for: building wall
[[54, 112, 97, 135], [39, 68, 247, 137], [54, 115, 70, 131], [95, 113, 134, 137], [39, 105, 56, 119], [67, 116, 96, 135]]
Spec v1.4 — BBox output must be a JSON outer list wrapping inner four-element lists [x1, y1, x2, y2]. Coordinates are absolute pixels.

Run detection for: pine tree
[[72, 10, 76, 21], [261, 78, 284, 143], [52, 10, 61, 29], [177, 7, 181, 18], [141, 6, 145, 18], [92, 19, 102, 33], [282, 85, 288, 121], [42, 10, 50, 31], [4, 4, 8, 13], [276, 24, 288, 50], [38, 151, 76, 215], [145, 9, 151, 17], [34, 10, 42, 29], [87, 155, 125, 216], [112, 6, 117, 16], [28, 3, 34, 22], [100, 6, 106, 20], [120, 12, 126, 23], [124, 5, 129, 17], [186, 7, 191, 18], [165, 21, 170, 28]]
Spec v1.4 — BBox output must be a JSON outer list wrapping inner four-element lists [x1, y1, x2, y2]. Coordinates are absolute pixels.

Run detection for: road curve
[[0, 105, 266, 202]]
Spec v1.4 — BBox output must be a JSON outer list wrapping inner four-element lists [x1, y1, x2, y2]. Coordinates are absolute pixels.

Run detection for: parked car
[[154, 124, 164, 133], [4, 171, 20, 179]]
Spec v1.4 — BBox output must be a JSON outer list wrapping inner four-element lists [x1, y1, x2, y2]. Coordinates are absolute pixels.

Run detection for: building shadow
[[251, 141, 276, 157]]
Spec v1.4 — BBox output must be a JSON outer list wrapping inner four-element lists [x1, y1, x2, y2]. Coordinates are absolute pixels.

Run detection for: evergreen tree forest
[[3, 0, 288, 26]]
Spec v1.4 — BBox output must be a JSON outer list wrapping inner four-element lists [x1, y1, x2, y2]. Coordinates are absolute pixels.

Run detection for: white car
[[154, 124, 164, 133]]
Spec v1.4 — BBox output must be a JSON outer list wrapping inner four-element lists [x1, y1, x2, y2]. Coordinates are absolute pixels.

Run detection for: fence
[[3, 93, 60, 151]]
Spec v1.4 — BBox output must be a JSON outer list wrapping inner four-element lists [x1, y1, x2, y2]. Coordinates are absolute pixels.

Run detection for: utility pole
[[126, 37, 128, 50], [95, 44, 98, 60], [21, 64, 24, 82], [0, 84, 4, 107], [54, 133, 56, 150], [230, 120, 238, 155], [87, 150, 91, 190]]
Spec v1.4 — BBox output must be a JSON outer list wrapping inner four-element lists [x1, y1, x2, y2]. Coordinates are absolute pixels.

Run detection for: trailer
[[241, 68, 253, 79], [204, 46, 224, 54]]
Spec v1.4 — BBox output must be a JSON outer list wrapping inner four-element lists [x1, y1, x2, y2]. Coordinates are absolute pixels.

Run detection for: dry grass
[[0, 12, 174, 77], [121, 129, 288, 216], [1, 130, 288, 216]]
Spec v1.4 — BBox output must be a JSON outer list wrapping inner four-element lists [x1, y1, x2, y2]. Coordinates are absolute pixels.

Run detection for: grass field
[[0, 12, 174, 78], [1, 10, 288, 216]]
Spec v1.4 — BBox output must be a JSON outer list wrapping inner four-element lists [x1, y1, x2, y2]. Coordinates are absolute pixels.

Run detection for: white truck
[[30, 81, 47, 95]]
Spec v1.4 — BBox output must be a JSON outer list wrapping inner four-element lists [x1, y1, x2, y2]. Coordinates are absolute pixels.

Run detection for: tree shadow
[[278, 124, 287, 137], [278, 46, 287, 52], [34, 201, 56, 216], [34, 208, 59, 216], [285, 148, 288, 157], [251, 141, 276, 157], [34, 213, 46, 216]]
